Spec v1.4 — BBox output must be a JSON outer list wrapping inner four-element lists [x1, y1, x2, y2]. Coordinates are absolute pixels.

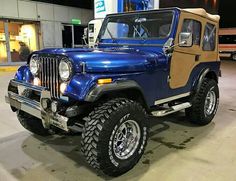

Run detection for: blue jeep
[[6, 8, 221, 176]]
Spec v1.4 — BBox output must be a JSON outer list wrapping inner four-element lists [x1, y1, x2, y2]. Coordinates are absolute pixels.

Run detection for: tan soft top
[[182, 8, 220, 22]]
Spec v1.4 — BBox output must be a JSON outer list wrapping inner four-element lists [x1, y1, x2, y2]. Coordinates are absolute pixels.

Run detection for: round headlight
[[29, 56, 39, 75], [59, 59, 72, 81]]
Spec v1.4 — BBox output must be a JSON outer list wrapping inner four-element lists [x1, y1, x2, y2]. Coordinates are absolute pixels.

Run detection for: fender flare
[[195, 68, 218, 93], [196, 68, 210, 92], [85, 80, 146, 103]]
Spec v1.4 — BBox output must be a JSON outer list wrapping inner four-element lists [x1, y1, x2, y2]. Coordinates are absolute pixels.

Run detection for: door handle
[[195, 55, 200, 61]]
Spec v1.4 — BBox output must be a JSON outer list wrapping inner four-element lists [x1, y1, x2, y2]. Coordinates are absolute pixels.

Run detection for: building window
[[181, 19, 201, 45], [219, 35, 236, 44], [9, 22, 38, 62], [0, 20, 39, 64], [0, 21, 7, 63], [203, 23, 216, 51]]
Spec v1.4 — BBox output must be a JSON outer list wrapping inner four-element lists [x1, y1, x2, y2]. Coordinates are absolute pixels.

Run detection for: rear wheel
[[17, 111, 51, 136], [186, 78, 219, 125], [81, 98, 148, 176], [232, 53, 236, 61]]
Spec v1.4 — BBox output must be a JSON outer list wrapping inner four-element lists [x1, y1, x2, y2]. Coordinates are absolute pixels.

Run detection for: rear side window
[[203, 23, 216, 51], [181, 19, 201, 45]]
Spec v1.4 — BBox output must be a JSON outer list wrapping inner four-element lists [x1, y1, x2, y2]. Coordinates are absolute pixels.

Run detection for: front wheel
[[186, 78, 219, 125], [81, 98, 148, 176]]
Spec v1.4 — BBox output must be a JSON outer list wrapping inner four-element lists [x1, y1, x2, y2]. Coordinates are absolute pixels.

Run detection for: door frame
[[62, 24, 75, 48], [0, 19, 12, 65]]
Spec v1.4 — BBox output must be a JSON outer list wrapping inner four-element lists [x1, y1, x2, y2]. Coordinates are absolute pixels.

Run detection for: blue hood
[[36, 47, 162, 73]]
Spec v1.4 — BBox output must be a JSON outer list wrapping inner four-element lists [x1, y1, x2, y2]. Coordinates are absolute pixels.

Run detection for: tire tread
[[81, 98, 147, 175]]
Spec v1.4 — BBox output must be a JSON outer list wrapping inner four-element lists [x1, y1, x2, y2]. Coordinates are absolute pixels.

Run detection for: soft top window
[[203, 23, 216, 51], [181, 19, 201, 45]]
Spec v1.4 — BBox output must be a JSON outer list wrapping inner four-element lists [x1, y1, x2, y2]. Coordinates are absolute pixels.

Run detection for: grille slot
[[39, 56, 60, 98]]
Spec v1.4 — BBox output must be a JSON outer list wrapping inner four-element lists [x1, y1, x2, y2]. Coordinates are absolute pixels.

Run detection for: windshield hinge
[[80, 62, 86, 74]]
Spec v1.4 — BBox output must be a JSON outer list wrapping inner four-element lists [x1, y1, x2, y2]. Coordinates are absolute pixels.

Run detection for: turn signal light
[[33, 77, 41, 86], [60, 82, 67, 94], [97, 78, 112, 85]]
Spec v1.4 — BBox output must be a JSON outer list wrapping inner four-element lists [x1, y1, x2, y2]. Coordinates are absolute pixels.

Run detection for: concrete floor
[[0, 60, 236, 181]]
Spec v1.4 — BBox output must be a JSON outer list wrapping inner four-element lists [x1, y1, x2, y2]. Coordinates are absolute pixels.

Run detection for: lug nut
[[33, 77, 41, 86]]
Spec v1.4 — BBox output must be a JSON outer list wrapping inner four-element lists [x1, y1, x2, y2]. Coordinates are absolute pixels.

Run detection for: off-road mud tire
[[186, 78, 219, 125], [81, 98, 148, 176]]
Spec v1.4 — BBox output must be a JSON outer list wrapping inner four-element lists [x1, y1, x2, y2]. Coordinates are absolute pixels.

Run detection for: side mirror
[[135, 18, 147, 23], [179, 32, 193, 47]]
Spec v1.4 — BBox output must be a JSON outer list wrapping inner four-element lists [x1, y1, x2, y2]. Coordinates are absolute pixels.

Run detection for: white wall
[[0, 0, 93, 24], [154, 0, 160, 9], [18, 0, 38, 19], [0, 0, 18, 17], [0, 0, 94, 48], [37, 3, 54, 21], [40, 21, 62, 48]]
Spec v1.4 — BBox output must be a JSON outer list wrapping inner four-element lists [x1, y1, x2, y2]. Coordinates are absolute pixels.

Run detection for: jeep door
[[169, 11, 219, 89]]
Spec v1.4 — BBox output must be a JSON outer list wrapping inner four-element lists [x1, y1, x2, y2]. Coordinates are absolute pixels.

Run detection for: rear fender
[[194, 68, 218, 94]]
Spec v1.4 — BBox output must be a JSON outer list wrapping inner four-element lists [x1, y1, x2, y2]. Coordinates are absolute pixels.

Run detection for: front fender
[[64, 74, 145, 103], [64, 74, 97, 101], [15, 65, 33, 83], [84, 80, 143, 102]]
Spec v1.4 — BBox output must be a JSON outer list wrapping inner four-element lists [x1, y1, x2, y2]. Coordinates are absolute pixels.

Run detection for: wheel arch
[[85, 80, 149, 111], [194, 68, 218, 93], [205, 70, 218, 82]]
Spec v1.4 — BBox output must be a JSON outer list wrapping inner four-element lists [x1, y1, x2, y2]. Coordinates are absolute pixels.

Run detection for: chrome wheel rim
[[233, 54, 236, 61], [204, 90, 216, 116], [113, 120, 141, 160]]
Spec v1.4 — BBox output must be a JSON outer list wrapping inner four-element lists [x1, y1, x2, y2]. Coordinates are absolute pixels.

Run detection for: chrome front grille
[[39, 56, 60, 98]]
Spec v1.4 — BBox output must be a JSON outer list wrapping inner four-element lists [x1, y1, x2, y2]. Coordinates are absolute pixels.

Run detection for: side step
[[151, 102, 192, 117]]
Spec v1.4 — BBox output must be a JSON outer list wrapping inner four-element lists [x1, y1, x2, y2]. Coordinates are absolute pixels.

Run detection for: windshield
[[100, 11, 174, 40]]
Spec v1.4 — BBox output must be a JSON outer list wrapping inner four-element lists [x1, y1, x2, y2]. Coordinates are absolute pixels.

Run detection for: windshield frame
[[98, 10, 175, 42]]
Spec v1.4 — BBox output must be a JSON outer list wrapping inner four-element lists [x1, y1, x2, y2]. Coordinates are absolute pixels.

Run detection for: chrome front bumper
[[5, 79, 69, 132]]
